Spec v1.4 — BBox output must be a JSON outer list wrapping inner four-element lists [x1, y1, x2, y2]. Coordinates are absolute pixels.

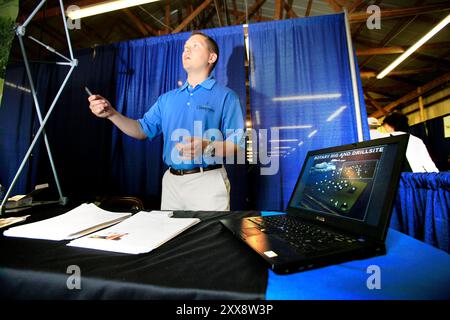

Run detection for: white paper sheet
[[67, 211, 200, 254], [3, 203, 131, 240]]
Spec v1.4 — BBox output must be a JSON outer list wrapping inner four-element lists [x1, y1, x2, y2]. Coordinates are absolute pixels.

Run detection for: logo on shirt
[[196, 104, 214, 112]]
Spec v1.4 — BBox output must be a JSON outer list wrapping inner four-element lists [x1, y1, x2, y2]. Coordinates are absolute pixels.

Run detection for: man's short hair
[[382, 111, 410, 132], [190, 31, 219, 72]]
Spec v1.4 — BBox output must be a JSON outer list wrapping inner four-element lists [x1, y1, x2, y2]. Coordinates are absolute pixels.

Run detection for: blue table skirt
[[262, 211, 450, 300], [390, 172, 449, 253]]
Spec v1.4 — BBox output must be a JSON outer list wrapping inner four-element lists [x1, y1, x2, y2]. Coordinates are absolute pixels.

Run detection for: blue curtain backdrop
[[248, 13, 369, 210], [1, 27, 246, 208], [0, 45, 116, 199], [0, 63, 36, 196], [203, 26, 247, 210], [112, 33, 188, 206], [112, 25, 246, 208], [390, 172, 450, 253]]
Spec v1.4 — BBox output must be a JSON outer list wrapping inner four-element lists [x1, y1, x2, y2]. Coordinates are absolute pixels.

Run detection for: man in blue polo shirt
[[88, 31, 244, 211]]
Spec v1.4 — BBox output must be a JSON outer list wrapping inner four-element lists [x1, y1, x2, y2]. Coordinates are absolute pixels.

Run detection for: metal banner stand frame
[[344, 8, 364, 142], [0, 0, 77, 214]]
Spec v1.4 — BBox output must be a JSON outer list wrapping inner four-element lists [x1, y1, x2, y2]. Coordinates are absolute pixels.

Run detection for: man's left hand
[[175, 137, 207, 160]]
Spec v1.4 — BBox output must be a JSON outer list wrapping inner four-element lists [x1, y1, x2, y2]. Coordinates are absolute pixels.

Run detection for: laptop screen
[[288, 139, 403, 228]]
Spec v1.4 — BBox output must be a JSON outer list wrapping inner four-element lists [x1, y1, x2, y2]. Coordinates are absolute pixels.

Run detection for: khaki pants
[[161, 167, 230, 211]]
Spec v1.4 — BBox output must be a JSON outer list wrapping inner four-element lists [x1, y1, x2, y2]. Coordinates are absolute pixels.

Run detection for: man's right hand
[[87, 93, 146, 140], [88, 94, 116, 119]]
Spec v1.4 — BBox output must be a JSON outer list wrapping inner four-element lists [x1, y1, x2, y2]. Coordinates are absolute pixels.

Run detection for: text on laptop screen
[[289, 143, 399, 226]]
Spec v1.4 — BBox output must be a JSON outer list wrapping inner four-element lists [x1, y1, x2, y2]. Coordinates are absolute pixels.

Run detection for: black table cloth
[[0, 204, 268, 299]]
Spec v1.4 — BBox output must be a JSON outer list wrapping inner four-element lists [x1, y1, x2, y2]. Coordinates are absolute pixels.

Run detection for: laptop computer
[[221, 135, 409, 274]]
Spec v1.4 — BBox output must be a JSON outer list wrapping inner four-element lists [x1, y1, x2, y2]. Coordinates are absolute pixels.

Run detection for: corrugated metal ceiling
[[12, 0, 450, 117]]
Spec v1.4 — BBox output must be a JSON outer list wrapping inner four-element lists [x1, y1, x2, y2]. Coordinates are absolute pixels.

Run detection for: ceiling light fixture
[[272, 93, 342, 102], [326, 106, 347, 122], [269, 139, 299, 142], [271, 125, 313, 130], [308, 130, 318, 138], [67, 0, 160, 20], [377, 14, 450, 79]]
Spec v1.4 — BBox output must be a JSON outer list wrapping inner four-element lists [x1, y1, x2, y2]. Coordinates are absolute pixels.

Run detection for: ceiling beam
[[405, 36, 450, 69], [116, 15, 141, 41], [172, 0, 213, 33], [305, 0, 314, 17], [213, 0, 225, 26], [70, 23, 106, 49], [364, 92, 388, 115], [284, 0, 293, 19], [177, 6, 183, 25], [18, 0, 162, 37], [234, 9, 272, 22], [348, 0, 365, 13], [164, 0, 171, 34], [274, 0, 283, 20], [360, 67, 436, 79], [136, 5, 167, 35], [358, 0, 425, 69], [370, 71, 450, 118], [123, 8, 150, 37], [366, 83, 416, 92], [349, 2, 450, 23], [364, 88, 399, 100], [38, 23, 71, 46], [386, 73, 424, 88], [356, 41, 450, 56], [224, 0, 232, 25], [18, 0, 101, 23], [186, 2, 194, 30], [371, 97, 392, 103], [236, 0, 267, 25], [81, 24, 109, 48], [198, 6, 216, 29], [231, 0, 239, 21], [284, 0, 298, 18], [326, 0, 342, 13], [351, 22, 366, 39], [398, 52, 449, 71], [362, 68, 419, 94], [129, 10, 160, 36], [20, 1, 450, 28], [254, 6, 263, 22], [351, 0, 383, 40], [364, 78, 417, 94]]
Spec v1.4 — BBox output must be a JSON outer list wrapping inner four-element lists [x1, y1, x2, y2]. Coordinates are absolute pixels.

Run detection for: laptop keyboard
[[249, 215, 359, 255]]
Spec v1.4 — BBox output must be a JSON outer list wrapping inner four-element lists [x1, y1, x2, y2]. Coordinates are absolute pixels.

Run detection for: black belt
[[169, 164, 223, 176]]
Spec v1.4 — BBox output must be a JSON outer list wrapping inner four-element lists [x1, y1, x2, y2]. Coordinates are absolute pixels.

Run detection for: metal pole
[[17, 34, 65, 201], [21, 0, 47, 28], [0, 65, 76, 214], [59, 0, 76, 61], [28, 36, 72, 63], [0, 0, 76, 214], [344, 9, 364, 142]]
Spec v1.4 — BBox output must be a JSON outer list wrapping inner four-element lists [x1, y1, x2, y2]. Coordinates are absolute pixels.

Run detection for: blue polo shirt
[[138, 76, 244, 170]]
